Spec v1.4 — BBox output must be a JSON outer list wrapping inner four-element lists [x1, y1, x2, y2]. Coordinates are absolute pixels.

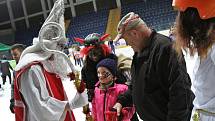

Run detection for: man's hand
[[113, 102, 122, 116]]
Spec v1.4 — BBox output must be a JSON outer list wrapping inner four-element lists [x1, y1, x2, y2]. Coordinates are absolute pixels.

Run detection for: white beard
[[44, 53, 71, 79]]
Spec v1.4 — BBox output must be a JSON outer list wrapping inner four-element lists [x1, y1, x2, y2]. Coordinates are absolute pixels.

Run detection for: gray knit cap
[[113, 12, 145, 41]]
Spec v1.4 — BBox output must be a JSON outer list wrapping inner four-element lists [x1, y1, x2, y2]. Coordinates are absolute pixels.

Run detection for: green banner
[[0, 43, 11, 52]]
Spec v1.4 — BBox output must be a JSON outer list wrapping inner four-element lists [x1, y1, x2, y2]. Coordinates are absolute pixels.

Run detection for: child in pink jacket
[[92, 58, 135, 121]]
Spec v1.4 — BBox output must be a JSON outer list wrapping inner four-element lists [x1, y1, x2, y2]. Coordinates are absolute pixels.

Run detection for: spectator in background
[[169, 23, 176, 41], [108, 37, 116, 54], [0, 55, 13, 85], [173, 0, 215, 120], [9, 43, 25, 113], [72, 46, 83, 67]]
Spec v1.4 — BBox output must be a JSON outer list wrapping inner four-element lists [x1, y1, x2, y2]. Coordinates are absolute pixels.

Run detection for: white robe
[[190, 44, 215, 121], [19, 62, 88, 121]]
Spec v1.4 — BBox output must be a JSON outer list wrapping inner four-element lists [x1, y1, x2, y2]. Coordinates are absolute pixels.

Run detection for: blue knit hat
[[96, 58, 117, 76]]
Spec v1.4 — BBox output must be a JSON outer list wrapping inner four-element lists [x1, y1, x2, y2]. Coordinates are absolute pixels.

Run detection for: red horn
[[100, 34, 110, 41], [74, 37, 85, 44]]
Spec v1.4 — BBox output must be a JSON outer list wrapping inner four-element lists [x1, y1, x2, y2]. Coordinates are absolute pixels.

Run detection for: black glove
[[10, 99, 14, 113]]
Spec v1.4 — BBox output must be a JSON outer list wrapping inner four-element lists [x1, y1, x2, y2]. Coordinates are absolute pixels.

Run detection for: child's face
[[97, 67, 114, 84]]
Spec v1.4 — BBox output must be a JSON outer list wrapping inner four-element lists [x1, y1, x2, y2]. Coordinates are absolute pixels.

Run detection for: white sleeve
[[19, 65, 68, 121], [69, 90, 88, 109], [61, 78, 88, 110]]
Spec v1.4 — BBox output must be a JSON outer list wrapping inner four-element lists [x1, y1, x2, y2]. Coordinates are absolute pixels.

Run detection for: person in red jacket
[[92, 58, 135, 121]]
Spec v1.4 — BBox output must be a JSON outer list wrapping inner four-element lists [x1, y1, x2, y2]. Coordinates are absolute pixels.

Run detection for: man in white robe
[[13, 0, 88, 121]]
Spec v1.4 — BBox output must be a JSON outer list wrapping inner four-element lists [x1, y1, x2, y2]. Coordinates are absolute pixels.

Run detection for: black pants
[[2, 74, 12, 84]]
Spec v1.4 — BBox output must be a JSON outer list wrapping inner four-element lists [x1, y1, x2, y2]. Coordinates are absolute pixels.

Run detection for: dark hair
[[175, 7, 215, 58], [84, 46, 105, 67], [11, 44, 26, 52]]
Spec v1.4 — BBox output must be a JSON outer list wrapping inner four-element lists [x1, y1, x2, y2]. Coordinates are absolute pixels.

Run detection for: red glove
[[76, 81, 86, 93], [105, 111, 117, 121]]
